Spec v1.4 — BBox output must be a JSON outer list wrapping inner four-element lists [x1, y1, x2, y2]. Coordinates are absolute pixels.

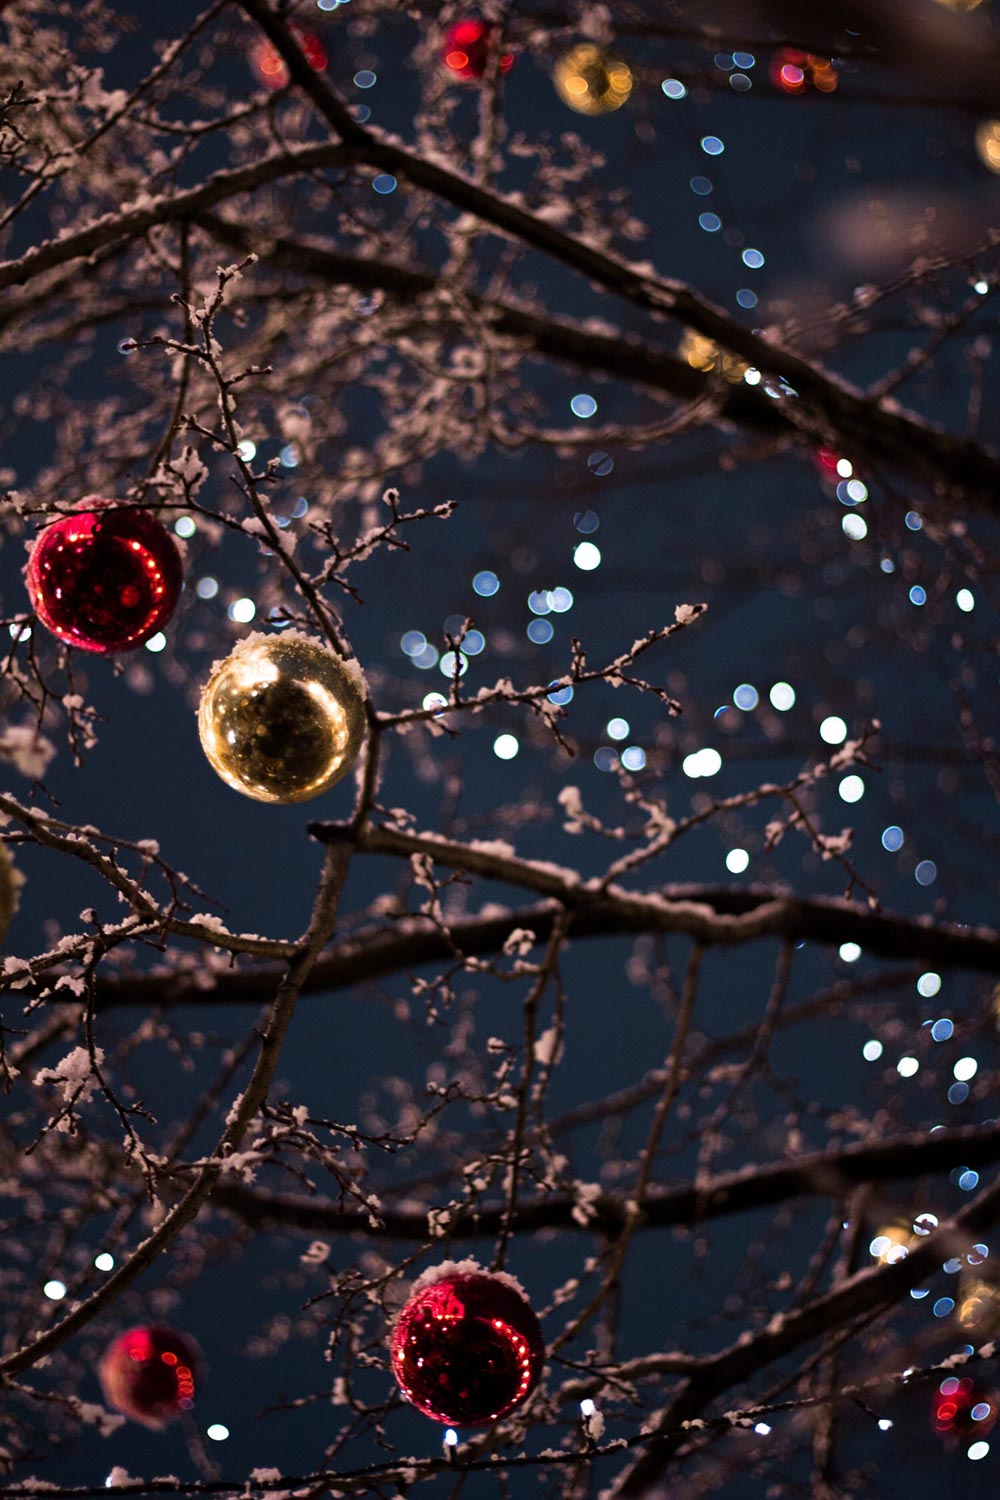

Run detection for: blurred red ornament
[[932, 1376, 998, 1444], [771, 50, 838, 95], [390, 1269, 544, 1425], [252, 28, 327, 90], [99, 1325, 202, 1430], [814, 448, 842, 477], [26, 501, 183, 654], [442, 20, 514, 81]]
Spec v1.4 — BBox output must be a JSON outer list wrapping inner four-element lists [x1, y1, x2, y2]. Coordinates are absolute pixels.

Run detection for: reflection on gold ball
[[976, 120, 1000, 173], [679, 329, 748, 384], [552, 44, 632, 116], [934, 0, 984, 11], [197, 633, 367, 804], [0, 840, 21, 946]]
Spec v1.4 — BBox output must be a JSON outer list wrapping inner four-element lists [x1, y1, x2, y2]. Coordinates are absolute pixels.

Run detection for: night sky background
[[3, 2, 1000, 1497]]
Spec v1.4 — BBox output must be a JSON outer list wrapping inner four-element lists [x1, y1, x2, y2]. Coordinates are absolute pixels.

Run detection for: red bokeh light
[[932, 1376, 998, 1444], [771, 49, 838, 96], [442, 20, 514, 81], [252, 28, 328, 90]]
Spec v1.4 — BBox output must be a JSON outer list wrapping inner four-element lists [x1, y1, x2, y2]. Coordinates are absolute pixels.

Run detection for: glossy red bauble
[[98, 1325, 202, 1430], [442, 21, 514, 81], [26, 502, 183, 654], [390, 1268, 544, 1426]]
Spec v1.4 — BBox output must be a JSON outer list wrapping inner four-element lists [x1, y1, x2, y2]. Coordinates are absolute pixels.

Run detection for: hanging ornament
[[197, 632, 366, 804], [0, 840, 21, 946], [441, 20, 514, 81], [390, 1265, 544, 1426], [98, 1325, 202, 1430], [932, 1376, 998, 1443], [868, 1217, 916, 1265], [26, 501, 183, 655], [770, 50, 838, 95], [975, 120, 1000, 173], [679, 330, 748, 384], [552, 44, 632, 115], [252, 27, 327, 90]]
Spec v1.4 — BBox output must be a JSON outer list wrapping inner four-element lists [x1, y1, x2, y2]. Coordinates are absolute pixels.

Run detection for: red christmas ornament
[[442, 20, 514, 81], [26, 501, 183, 654], [98, 1325, 202, 1430], [252, 28, 327, 90], [932, 1376, 998, 1444], [390, 1267, 544, 1426]]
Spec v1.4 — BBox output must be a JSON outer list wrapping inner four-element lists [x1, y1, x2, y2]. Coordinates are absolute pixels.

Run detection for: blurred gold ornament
[[679, 330, 748, 384], [0, 839, 21, 946], [976, 120, 1000, 173], [552, 44, 632, 115], [934, 0, 984, 10], [958, 1276, 1000, 1336], [197, 633, 367, 804], [870, 1218, 916, 1264]]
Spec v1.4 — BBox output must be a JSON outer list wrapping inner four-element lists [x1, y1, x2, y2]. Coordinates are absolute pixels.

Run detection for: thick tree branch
[[212, 1114, 1000, 1240], [235, 0, 1000, 509]]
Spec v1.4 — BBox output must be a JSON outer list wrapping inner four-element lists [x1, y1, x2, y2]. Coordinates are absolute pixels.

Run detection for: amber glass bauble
[[98, 1325, 202, 1430], [390, 1269, 544, 1426], [442, 20, 514, 80], [197, 633, 366, 804], [26, 502, 183, 654]]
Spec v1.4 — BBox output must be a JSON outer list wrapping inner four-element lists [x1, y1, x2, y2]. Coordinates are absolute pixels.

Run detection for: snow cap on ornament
[[442, 20, 514, 80], [98, 1325, 202, 1430], [197, 631, 367, 804], [390, 1260, 544, 1426], [26, 500, 183, 654]]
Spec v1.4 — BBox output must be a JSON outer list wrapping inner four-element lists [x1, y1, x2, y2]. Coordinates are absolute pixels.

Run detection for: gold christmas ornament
[[552, 44, 632, 116], [679, 330, 748, 384], [0, 839, 22, 946], [869, 1217, 917, 1265], [197, 632, 367, 805], [958, 1276, 1000, 1336], [976, 120, 1000, 173]]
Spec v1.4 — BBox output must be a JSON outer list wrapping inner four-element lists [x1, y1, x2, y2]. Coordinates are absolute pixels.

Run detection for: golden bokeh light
[[552, 44, 633, 116], [680, 330, 748, 384]]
